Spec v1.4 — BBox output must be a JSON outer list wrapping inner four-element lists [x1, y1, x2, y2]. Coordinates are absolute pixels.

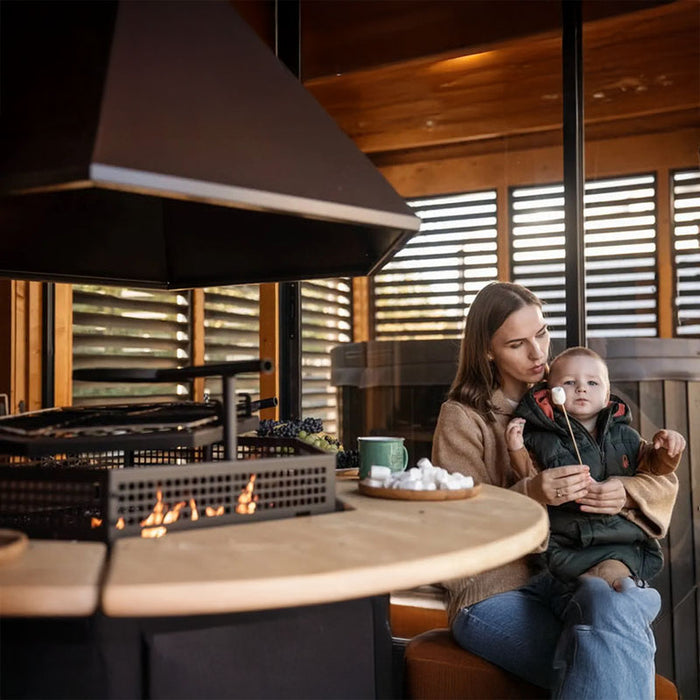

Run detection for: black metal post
[[222, 374, 237, 460], [276, 0, 302, 420], [562, 0, 586, 348], [42, 282, 55, 408]]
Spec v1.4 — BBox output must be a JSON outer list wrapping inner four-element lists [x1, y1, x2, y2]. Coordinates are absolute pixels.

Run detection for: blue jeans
[[451, 572, 661, 700]]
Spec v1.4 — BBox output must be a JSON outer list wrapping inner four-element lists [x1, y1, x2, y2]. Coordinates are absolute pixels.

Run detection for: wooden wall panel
[[656, 170, 674, 339], [352, 277, 371, 342], [376, 127, 699, 198], [0, 281, 11, 408], [629, 379, 700, 698], [190, 288, 205, 402], [53, 283, 73, 407], [665, 380, 699, 699], [0, 280, 44, 414]]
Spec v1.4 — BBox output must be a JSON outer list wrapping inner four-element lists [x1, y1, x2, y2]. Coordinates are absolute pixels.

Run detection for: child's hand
[[506, 417, 526, 451], [652, 429, 686, 458]]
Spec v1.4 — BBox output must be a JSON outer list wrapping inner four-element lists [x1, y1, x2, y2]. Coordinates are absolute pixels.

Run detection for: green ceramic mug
[[357, 436, 409, 479]]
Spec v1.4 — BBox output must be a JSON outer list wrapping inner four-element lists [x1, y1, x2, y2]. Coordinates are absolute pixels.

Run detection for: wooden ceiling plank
[[306, 1, 699, 154]]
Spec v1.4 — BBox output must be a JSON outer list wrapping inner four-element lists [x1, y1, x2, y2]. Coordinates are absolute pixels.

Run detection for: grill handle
[[72, 359, 274, 383]]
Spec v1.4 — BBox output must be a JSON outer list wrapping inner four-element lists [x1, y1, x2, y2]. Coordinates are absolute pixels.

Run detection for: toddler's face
[[548, 355, 610, 424]]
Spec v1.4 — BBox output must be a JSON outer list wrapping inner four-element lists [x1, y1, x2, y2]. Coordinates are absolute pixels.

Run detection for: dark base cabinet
[[1, 596, 394, 700]]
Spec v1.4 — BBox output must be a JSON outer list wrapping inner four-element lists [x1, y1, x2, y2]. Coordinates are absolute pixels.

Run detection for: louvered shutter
[[510, 174, 658, 338], [301, 278, 352, 435], [672, 170, 700, 337], [203, 285, 261, 401], [72, 285, 191, 404], [373, 191, 498, 339]]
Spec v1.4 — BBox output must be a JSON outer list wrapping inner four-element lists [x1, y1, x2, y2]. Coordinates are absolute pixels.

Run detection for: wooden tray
[[0, 529, 28, 565], [358, 481, 481, 501]]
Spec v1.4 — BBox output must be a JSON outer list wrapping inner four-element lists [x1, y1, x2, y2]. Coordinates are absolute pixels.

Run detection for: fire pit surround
[[0, 360, 336, 542]]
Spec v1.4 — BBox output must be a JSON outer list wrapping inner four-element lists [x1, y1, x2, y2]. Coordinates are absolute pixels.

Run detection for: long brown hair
[[448, 282, 543, 419]]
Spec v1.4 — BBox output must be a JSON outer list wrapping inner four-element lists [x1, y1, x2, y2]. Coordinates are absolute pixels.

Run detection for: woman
[[432, 282, 678, 699]]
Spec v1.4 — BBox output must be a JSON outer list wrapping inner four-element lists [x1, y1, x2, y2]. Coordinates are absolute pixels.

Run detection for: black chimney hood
[[0, 0, 419, 289]]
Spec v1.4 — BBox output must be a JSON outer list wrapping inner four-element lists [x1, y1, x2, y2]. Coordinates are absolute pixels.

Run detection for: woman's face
[[488, 304, 549, 401]]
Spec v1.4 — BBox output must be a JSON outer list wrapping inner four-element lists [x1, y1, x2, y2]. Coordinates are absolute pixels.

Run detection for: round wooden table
[[0, 480, 547, 618]]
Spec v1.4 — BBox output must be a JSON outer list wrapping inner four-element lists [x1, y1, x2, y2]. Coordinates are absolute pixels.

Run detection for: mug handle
[[401, 445, 409, 469]]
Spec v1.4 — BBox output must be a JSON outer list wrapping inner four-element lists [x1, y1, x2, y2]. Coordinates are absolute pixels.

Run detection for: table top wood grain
[[101, 481, 547, 617]]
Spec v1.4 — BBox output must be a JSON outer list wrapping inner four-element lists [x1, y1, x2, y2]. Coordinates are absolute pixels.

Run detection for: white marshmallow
[[370, 465, 392, 480], [363, 461, 475, 492], [551, 386, 567, 406]]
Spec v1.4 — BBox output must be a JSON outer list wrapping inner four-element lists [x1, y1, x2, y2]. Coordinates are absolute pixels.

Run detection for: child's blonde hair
[[548, 346, 609, 386]]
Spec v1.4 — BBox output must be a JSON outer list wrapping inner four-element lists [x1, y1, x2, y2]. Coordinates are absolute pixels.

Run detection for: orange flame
[[235, 474, 258, 514], [141, 526, 167, 539], [91, 517, 103, 528], [140, 490, 166, 528], [116, 518, 125, 530], [138, 490, 225, 538]]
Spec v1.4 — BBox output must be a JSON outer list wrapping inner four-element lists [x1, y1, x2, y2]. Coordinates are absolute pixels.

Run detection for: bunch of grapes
[[335, 449, 359, 469], [256, 418, 356, 463], [257, 417, 325, 439]]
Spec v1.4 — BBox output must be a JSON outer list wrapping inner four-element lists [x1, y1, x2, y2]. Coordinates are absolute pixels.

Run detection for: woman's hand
[[526, 464, 591, 505], [576, 476, 627, 515]]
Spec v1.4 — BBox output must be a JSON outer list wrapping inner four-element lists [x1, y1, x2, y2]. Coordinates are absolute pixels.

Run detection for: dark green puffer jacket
[[515, 382, 662, 582]]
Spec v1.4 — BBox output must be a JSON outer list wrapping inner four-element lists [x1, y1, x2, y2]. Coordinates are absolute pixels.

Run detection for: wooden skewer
[[551, 386, 583, 466], [561, 405, 583, 466]]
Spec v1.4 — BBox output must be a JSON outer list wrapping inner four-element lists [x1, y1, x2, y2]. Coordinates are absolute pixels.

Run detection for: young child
[[506, 346, 685, 588]]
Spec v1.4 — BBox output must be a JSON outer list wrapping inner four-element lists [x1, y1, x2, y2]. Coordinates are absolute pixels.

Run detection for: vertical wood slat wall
[[614, 378, 699, 699]]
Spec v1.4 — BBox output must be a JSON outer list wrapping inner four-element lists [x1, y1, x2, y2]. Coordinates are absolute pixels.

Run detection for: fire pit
[[0, 361, 336, 542]]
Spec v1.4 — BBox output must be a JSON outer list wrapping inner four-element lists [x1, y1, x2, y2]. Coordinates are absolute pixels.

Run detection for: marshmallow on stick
[[550, 385, 583, 465]]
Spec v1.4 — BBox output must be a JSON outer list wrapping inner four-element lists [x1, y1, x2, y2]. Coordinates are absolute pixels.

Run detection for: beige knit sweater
[[431, 391, 679, 623]]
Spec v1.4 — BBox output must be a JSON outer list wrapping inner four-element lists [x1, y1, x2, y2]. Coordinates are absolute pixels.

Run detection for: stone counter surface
[[0, 480, 548, 618]]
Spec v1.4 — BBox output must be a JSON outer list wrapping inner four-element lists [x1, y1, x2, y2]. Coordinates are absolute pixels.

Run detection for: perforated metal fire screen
[[0, 453, 335, 542]]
